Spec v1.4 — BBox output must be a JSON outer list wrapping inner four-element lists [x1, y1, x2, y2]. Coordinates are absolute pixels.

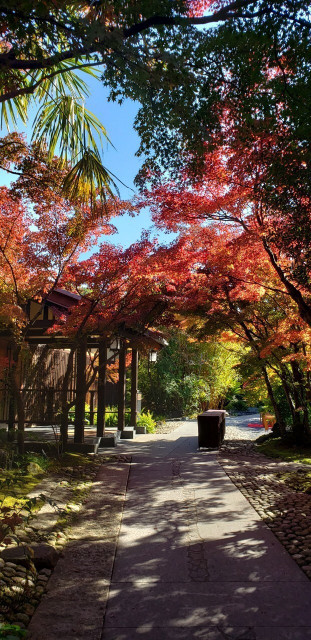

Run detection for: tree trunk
[[9, 342, 25, 455], [290, 360, 310, 444], [281, 376, 297, 425], [16, 389, 25, 455], [261, 366, 286, 435], [263, 239, 311, 327], [7, 375, 16, 442]]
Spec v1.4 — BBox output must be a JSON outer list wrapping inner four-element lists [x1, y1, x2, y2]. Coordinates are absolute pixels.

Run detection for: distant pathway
[[161, 412, 265, 441]]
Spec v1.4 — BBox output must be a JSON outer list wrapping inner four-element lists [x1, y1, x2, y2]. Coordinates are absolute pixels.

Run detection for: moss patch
[[0, 451, 118, 525], [256, 437, 311, 465], [0, 472, 45, 509], [275, 469, 311, 494]]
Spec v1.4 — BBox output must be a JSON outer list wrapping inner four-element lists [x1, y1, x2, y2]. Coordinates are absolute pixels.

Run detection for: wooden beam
[[130, 348, 138, 427]]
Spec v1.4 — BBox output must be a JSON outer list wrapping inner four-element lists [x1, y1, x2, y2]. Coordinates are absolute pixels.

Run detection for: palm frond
[[0, 60, 119, 210], [32, 95, 111, 163], [32, 59, 101, 101], [62, 147, 120, 206], [0, 91, 28, 131], [0, 60, 99, 130]]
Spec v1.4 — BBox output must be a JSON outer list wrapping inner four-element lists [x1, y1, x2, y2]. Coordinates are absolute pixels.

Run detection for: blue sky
[[85, 76, 151, 245], [0, 73, 176, 248]]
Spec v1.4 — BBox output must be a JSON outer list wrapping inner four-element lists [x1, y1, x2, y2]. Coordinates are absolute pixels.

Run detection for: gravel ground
[[224, 412, 267, 440]]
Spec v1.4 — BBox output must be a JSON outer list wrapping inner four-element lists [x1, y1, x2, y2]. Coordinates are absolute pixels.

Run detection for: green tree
[[139, 330, 242, 417]]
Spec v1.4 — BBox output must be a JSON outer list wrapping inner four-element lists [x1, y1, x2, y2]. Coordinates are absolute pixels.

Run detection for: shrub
[[137, 411, 156, 433], [105, 406, 130, 428], [0, 623, 27, 639], [68, 404, 90, 425], [105, 406, 118, 428]]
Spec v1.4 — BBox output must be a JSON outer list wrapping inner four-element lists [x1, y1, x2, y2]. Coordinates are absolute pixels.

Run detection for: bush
[[0, 623, 27, 639], [255, 432, 275, 444], [68, 404, 90, 425], [105, 406, 118, 428], [0, 439, 16, 471], [137, 411, 156, 433], [105, 406, 130, 428]]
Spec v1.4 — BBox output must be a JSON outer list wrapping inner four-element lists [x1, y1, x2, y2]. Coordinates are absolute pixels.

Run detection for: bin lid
[[199, 410, 226, 417]]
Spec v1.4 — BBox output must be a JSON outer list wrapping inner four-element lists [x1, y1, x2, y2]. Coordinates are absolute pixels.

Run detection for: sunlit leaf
[[62, 147, 119, 206]]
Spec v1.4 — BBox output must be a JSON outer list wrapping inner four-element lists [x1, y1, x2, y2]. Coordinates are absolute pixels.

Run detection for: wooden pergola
[[22, 288, 166, 443]]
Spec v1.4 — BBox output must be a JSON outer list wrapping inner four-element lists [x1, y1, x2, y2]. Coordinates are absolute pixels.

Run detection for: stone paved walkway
[[101, 420, 311, 640], [29, 418, 311, 640]]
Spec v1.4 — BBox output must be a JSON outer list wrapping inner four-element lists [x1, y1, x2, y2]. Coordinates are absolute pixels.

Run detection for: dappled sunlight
[[100, 423, 311, 638], [216, 537, 268, 561], [28, 422, 311, 639]]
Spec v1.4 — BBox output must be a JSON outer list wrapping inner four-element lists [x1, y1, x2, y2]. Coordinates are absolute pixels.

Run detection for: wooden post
[[89, 390, 95, 426], [118, 340, 127, 431], [130, 348, 138, 427], [74, 337, 87, 443], [60, 346, 74, 448], [97, 339, 107, 437]]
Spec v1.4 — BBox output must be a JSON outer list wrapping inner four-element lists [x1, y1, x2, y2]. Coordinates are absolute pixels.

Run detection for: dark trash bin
[[198, 410, 226, 448]]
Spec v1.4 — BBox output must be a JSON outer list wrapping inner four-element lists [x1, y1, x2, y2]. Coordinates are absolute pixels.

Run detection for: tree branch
[[0, 46, 98, 72], [0, 165, 23, 175], [123, 1, 267, 37]]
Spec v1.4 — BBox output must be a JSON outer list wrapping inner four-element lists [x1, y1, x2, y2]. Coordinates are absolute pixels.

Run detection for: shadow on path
[[102, 423, 311, 640], [28, 422, 311, 640]]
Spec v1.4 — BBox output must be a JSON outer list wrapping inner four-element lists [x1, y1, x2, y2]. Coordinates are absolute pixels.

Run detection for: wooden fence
[[0, 382, 119, 425]]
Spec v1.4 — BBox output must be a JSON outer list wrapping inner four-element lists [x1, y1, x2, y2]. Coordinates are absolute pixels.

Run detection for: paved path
[[28, 418, 311, 640], [29, 462, 130, 640], [102, 421, 311, 640]]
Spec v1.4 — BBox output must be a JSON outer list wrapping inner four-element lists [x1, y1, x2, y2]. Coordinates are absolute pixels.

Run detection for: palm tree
[[1, 59, 119, 208]]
